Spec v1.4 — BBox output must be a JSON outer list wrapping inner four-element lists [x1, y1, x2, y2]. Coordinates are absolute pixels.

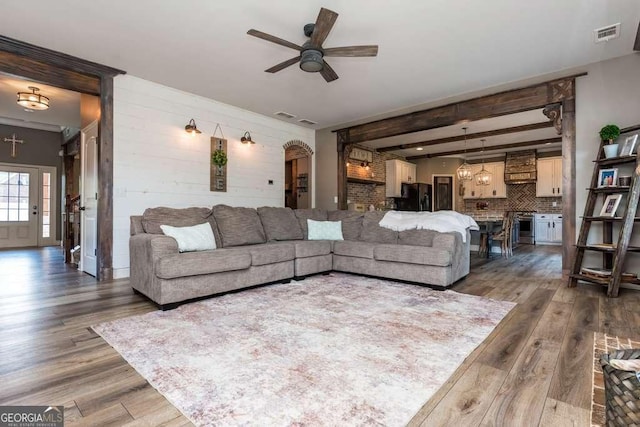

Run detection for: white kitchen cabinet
[[536, 157, 562, 197], [385, 160, 417, 197], [462, 162, 507, 199], [535, 213, 562, 244]]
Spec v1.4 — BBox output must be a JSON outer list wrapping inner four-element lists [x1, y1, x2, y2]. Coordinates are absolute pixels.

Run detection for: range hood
[[504, 150, 537, 184]]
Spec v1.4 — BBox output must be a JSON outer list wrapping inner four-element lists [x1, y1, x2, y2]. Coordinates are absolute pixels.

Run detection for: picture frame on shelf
[[620, 134, 639, 157], [598, 168, 618, 187], [599, 194, 623, 217]]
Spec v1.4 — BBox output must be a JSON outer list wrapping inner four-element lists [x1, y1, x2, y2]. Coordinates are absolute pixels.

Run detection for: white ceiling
[[0, 0, 638, 134], [0, 74, 81, 131]]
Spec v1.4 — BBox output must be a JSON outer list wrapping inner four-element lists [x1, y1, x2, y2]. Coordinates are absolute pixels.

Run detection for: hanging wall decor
[[210, 124, 228, 192]]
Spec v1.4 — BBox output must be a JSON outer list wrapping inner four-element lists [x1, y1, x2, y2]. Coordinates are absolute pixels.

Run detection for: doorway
[[284, 142, 313, 209], [432, 175, 454, 211], [0, 163, 58, 249]]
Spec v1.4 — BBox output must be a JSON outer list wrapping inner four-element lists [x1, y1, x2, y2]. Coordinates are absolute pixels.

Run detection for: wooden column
[[561, 97, 576, 272], [98, 76, 114, 281], [336, 130, 349, 210]]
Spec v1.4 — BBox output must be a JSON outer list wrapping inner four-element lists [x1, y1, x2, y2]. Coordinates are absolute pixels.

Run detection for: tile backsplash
[[463, 183, 562, 216]]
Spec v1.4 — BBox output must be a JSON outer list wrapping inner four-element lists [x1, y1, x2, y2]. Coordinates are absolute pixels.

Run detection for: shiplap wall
[[112, 75, 315, 278]]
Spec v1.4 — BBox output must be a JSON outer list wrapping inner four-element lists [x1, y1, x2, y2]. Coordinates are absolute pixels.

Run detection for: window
[[42, 172, 51, 238], [0, 171, 30, 222]]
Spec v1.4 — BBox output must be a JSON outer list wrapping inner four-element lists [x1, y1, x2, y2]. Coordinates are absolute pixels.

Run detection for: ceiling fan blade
[[634, 22, 640, 51], [247, 29, 302, 51], [323, 45, 379, 57], [265, 56, 301, 73], [310, 8, 338, 47], [320, 60, 339, 83]]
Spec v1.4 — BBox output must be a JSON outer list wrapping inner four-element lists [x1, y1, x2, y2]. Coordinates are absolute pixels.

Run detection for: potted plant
[[212, 149, 228, 168], [600, 124, 621, 158]]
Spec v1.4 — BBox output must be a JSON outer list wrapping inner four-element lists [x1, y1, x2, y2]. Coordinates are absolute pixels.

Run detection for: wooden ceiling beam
[[376, 121, 554, 152], [406, 137, 562, 160], [334, 73, 586, 144]]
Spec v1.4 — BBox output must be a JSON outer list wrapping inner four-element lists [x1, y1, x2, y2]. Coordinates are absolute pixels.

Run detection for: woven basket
[[601, 349, 640, 426]]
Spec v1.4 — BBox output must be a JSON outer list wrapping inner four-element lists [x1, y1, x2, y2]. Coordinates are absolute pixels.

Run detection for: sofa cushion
[[398, 229, 439, 247], [359, 211, 398, 244], [246, 243, 295, 266], [160, 223, 216, 252], [294, 209, 328, 238], [141, 206, 222, 248], [213, 205, 266, 247], [289, 240, 332, 258], [374, 244, 452, 267], [327, 210, 364, 241], [257, 207, 304, 241], [156, 249, 251, 279], [333, 240, 374, 259]]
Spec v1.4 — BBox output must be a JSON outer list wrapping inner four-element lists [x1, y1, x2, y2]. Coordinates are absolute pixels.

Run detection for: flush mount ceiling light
[[184, 119, 201, 136], [456, 127, 473, 181], [16, 86, 49, 111], [474, 139, 493, 186], [241, 131, 255, 144]]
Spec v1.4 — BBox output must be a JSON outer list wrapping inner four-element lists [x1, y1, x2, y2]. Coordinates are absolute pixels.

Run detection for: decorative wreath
[[212, 149, 228, 167]]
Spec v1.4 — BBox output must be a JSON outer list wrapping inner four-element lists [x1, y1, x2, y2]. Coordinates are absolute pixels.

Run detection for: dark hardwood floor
[[0, 245, 637, 426]]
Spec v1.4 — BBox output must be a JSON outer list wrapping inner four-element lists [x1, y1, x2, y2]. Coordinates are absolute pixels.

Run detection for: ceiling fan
[[247, 7, 378, 82]]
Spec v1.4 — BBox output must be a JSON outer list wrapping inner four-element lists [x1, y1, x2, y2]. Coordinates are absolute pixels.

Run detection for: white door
[[81, 120, 98, 277], [0, 165, 39, 248]]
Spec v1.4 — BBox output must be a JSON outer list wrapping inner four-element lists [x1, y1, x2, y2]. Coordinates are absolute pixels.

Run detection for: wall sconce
[[241, 131, 255, 144], [361, 161, 370, 171], [185, 119, 201, 136]]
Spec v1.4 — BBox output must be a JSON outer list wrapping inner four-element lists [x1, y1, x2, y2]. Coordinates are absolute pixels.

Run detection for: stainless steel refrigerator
[[394, 183, 432, 211]]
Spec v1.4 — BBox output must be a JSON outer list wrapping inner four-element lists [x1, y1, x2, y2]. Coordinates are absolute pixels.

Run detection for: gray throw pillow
[[257, 207, 304, 241], [213, 205, 266, 247]]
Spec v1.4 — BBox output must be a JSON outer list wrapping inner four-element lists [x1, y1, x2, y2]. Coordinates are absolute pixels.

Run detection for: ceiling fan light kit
[[16, 86, 49, 111], [247, 7, 378, 82]]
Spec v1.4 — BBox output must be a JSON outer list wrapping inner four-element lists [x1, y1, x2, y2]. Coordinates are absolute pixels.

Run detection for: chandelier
[[456, 127, 473, 181], [474, 139, 492, 186], [17, 86, 50, 111]]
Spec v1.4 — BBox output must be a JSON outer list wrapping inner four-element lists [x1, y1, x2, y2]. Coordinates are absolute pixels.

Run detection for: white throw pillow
[[160, 223, 216, 252], [307, 219, 344, 241]]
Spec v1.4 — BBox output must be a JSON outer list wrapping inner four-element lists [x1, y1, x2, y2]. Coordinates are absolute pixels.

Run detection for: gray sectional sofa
[[129, 205, 471, 309]]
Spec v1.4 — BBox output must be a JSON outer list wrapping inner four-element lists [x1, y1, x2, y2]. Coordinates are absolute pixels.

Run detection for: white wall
[[112, 75, 315, 278]]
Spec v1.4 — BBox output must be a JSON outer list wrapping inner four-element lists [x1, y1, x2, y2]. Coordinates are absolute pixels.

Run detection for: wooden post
[[98, 75, 114, 281], [337, 130, 349, 210], [561, 97, 576, 272]]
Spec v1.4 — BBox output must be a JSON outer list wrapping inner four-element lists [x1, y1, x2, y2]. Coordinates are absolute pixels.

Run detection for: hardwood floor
[[0, 245, 637, 426]]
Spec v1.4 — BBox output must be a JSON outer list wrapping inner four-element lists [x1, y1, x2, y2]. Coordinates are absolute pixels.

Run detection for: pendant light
[[474, 139, 492, 186], [456, 127, 473, 181]]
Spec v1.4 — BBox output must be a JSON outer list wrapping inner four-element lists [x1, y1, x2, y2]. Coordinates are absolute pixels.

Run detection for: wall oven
[[517, 213, 535, 244]]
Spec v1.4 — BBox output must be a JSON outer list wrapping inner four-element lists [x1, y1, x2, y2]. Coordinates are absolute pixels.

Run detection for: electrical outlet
[[334, 196, 338, 203], [552, 201, 557, 207]]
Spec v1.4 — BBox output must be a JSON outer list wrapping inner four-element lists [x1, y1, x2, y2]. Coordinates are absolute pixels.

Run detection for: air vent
[[594, 23, 621, 43], [298, 119, 317, 125], [274, 111, 296, 119]]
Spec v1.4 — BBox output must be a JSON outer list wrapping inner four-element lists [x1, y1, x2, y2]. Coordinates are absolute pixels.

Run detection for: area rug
[[592, 332, 640, 427], [93, 273, 515, 426]]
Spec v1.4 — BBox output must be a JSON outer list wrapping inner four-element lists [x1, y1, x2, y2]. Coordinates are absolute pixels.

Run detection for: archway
[[283, 140, 313, 209]]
